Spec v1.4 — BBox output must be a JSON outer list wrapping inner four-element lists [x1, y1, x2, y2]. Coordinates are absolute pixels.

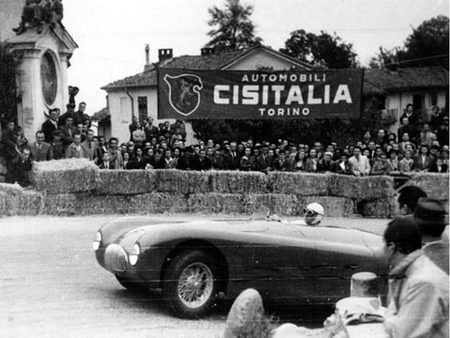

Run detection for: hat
[[305, 202, 324, 216], [324, 151, 333, 157], [414, 198, 447, 226]]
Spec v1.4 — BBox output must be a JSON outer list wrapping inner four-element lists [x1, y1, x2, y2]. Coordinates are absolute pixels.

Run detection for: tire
[[115, 274, 147, 293], [162, 250, 221, 318]]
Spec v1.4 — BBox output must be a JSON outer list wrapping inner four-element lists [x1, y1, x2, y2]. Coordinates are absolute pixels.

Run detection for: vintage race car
[[93, 216, 387, 318]]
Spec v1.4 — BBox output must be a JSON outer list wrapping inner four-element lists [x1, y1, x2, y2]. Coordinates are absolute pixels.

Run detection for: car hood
[[100, 217, 383, 252]]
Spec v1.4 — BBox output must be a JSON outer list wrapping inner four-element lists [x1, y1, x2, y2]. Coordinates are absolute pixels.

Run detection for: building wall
[[224, 50, 303, 71], [385, 89, 447, 131]]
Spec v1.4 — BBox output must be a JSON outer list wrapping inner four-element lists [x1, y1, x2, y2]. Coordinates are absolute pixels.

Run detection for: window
[[413, 94, 423, 111], [431, 93, 438, 106], [138, 96, 148, 122]]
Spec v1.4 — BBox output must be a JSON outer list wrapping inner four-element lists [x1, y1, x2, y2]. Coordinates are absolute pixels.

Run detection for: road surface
[[0, 214, 389, 338]]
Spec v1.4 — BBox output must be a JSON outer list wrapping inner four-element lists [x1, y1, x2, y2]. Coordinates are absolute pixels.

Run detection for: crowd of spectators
[[1, 102, 449, 187]]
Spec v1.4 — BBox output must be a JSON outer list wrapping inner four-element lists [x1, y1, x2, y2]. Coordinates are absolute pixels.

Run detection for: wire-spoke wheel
[[177, 262, 214, 309], [163, 250, 222, 318]]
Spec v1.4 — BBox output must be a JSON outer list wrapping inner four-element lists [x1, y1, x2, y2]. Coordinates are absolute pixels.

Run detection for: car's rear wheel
[[162, 250, 220, 318]]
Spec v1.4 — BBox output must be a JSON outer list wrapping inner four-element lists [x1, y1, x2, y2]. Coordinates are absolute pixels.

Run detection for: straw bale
[[329, 174, 395, 200], [132, 193, 188, 214], [0, 191, 8, 215], [155, 170, 209, 194], [0, 183, 44, 216], [43, 193, 77, 215], [0, 183, 24, 215], [18, 191, 44, 216], [210, 171, 269, 194], [244, 194, 299, 216], [32, 159, 98, 194], [187, 193, 244, 214], [403, 173, 449, 201], [268, 172, 330, 195], [96, 170, 157, 195], [74, 194, 135, 215], [361, 199, 395, 218], [296, 196, 355, 217]]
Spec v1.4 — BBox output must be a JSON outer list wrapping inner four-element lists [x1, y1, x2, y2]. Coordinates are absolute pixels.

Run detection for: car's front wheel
[[162, 250, 220, 318]]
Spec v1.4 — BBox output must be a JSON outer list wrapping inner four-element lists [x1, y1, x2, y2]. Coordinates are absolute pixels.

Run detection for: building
[[101, 45, 314, 144], [0, 0, 78, 141], [364, 67, 449, 130]]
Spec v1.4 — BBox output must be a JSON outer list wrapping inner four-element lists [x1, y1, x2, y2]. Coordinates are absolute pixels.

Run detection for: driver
[[267, 202, 325, 226], [303, 203, 325, 226]]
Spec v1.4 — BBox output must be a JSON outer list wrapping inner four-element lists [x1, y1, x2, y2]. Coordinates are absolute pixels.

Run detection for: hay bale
[[297, 196, 355, 217], [0, 191, 8, 215], [132, 193, 188, 214], [245, 194, 299, 216], [96, 170, 157, 195], [361, 198, 395, 218], [269, 172, 330, 195], [403, 173, 449, 201], [18, 191, 44, 216], [155, 170, 209, 194], [329, 174, 395, 200], [187, 193, 245, 214], [43, 193, 77, 215], [32, 159, 98, 194], [210, 171, 269, 194], [0, 183, 44, 216], [73, 194, 134, 215], [0, 183, 25, 215]]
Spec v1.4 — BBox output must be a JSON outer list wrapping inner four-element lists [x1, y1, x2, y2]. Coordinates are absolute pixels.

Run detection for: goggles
[[304, 209, 318, 217]]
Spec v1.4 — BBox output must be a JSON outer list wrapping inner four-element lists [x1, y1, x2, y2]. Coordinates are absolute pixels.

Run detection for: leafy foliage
[[280, 29, 358, 69], [370, 15, 449, 69], [0, 43, 18, 127], [204, 0, 262, 51]]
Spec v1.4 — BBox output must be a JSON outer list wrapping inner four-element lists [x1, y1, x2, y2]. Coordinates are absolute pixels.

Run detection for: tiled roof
[[102, 49, 247, 90], [102, 50, 449, 95], [102, 46, 313, 91], [363, 67, 449, 95]]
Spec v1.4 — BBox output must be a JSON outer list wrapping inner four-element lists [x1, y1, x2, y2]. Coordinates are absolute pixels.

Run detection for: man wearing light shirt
[[348, 146, 370, 176]]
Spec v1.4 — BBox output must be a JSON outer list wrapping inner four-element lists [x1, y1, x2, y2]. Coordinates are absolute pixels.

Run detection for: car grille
[[104, 244, 128, 272]]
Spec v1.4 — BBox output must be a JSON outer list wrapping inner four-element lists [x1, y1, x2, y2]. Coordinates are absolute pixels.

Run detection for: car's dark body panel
[[95, 217, 386, 305]]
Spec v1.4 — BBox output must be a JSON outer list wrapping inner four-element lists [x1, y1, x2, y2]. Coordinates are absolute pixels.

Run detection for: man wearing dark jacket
[[41, 108, 60, 143], [29, 131, 53, 161]]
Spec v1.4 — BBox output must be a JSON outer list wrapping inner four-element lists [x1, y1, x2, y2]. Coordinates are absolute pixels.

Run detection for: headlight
[[129, 243, 140, 266], [92, 231, 102, 251]]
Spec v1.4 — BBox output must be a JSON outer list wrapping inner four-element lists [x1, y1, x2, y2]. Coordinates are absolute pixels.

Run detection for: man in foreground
[[383, 217, 448, 338]]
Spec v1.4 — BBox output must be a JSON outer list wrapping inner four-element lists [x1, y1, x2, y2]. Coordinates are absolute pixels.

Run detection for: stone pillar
[[16, 48, 43, 140]]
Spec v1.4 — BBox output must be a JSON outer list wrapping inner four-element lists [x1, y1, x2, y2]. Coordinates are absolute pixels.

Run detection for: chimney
[[144, 44, 152, 72], [158, 48, 173, 62], [145, 44, 150, 65], [201, 47, 215, 56]]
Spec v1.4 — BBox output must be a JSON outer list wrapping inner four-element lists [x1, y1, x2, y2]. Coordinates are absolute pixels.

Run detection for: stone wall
[[0, 159, 448, 217]]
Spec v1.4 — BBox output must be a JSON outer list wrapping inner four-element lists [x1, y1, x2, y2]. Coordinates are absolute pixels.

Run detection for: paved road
[[0, 215, 389, 338]]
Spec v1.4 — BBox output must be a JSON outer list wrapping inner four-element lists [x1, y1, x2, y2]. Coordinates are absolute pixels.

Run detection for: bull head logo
[[164, 74, 204, 116]]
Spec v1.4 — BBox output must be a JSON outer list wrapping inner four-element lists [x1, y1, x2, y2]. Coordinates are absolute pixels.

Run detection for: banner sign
[[158, 68, 363, 120]]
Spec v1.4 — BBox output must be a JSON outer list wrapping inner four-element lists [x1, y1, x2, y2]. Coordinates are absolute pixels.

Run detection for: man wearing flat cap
[[414, 197, 449, 274]]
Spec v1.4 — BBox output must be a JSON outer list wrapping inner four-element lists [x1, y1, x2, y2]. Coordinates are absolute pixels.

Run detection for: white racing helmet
[[304, 202, 325, 225]]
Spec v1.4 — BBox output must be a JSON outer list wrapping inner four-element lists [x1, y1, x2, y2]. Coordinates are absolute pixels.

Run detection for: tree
[[0, 43, 18, 128], [204, 0, 262, 51], [280, 30, 358, 69], [370, 16, 449, 69]]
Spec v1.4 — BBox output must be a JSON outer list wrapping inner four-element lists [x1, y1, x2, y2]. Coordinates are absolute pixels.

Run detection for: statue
[[68, 86, 79, 107], [13, 0, 64, 35]]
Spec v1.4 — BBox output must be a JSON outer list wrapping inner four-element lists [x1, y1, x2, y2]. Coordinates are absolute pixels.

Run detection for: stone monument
[[0, 0, 78, 141]]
